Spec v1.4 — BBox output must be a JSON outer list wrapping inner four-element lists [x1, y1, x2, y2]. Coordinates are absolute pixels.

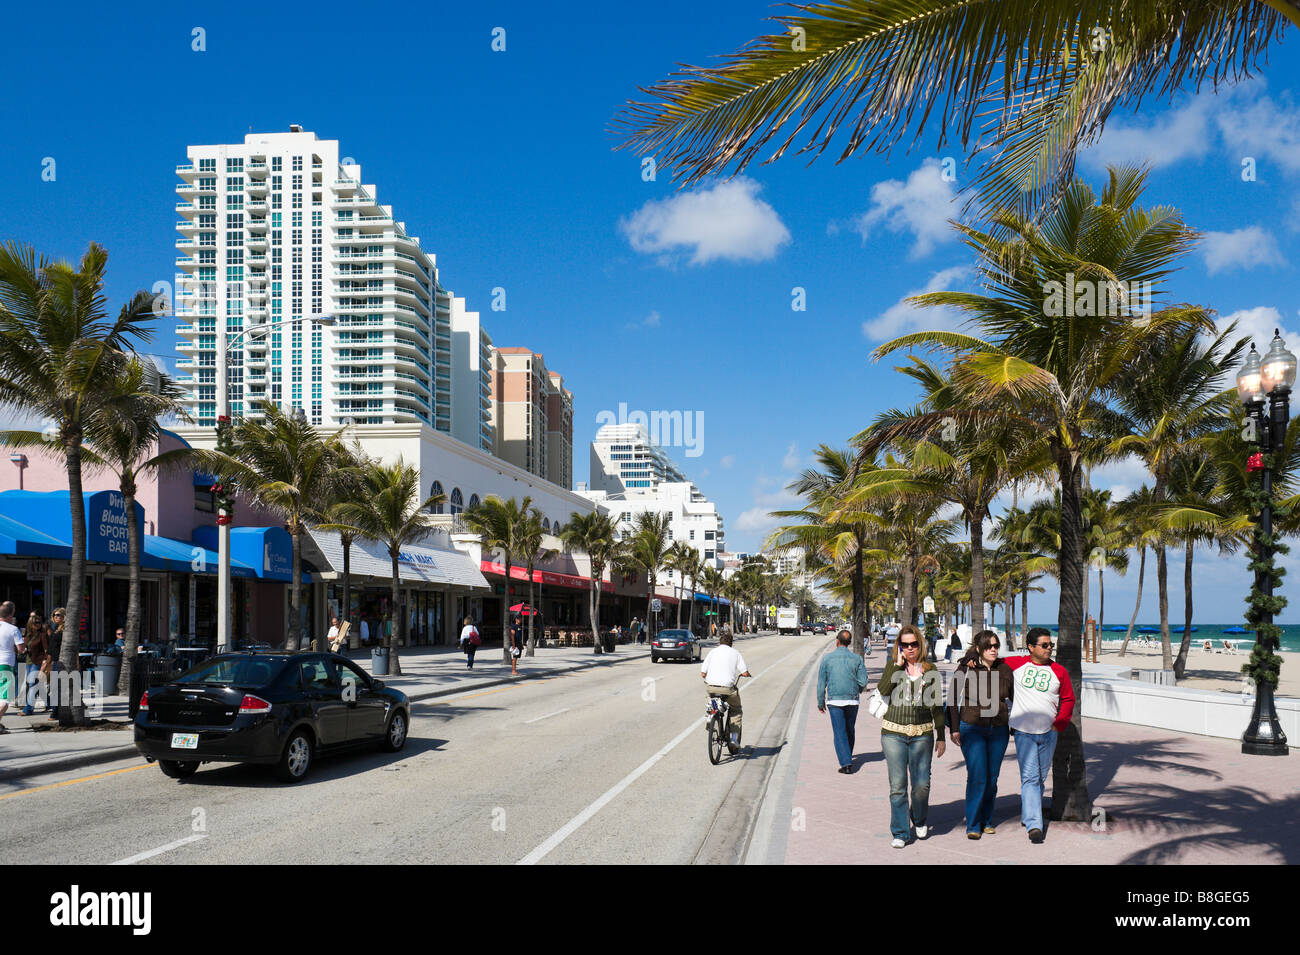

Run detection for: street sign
[[768, 605, 776, 617], [923, 596, 935, 614], [650, 598, 662, 612]]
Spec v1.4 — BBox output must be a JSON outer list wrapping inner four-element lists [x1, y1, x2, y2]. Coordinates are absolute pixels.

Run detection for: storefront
[[304, 530, 489, 647]]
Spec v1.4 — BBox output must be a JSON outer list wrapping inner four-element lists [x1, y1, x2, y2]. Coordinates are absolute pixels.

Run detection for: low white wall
[[1082, 676, 1299, 748]]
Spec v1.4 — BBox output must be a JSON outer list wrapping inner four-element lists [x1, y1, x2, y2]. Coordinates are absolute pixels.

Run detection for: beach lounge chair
[[1222, 639, 1240, 655]]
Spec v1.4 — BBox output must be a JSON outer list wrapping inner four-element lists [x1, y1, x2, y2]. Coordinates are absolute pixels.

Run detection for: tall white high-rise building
[[174, 127, 478, 436], [589, 423, 687, 495]]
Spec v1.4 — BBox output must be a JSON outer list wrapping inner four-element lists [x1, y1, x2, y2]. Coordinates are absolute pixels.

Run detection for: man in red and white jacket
[[1004, 627, 1076, 844]]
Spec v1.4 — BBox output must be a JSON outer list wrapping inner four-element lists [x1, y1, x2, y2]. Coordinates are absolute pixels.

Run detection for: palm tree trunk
[[901, 558, 916, 627], [389, 551, 403, 676], [851, 543, 866, 656], [589, 575, 600, 645], [527, 574, 538, 657], [1156, 544, 1172, 670], [1098, 566, 1104, 633], [342, 533, 353, 644], [289, 526, 303, 651], [60, 437, 88, 725], [970, 506, 987, 632], [1173, 538, 1194, 680], [1052, 452, 1091, 821], [1119, 546, 1145, 657], [502, 557, 513, 664], [118, 476, 142, 696], [1020, 585, 1028, 652]]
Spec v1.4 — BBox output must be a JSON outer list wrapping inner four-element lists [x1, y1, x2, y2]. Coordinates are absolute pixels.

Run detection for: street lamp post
[[214, 314, 334, 653], [1236, 329, 1293, 757]]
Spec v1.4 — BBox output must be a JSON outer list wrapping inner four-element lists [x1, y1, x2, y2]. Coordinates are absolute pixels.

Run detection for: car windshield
[[176, 655, 287, 687]]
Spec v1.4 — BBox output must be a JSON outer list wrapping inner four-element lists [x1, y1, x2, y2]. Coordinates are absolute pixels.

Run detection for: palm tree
[[82, 359, 191, 694], [518, 508, 557, 657], [611, 4, 1294, 218], [1108, 323, 1246, 669], [331, 459, 443, 676], [629, 512, 672, 641], [856, 357, 1034, 633], [0, 242, 154, 721], [560, 511, 624, 652], [770, 446, 886, 656], [873, 167, 1213, 821], [700, 566, 726, 633], [462, 496, 533, 663], [1081, 488, 1129, 635], [1113, 486, 1158, 657], [319, 440, 371, 647], [205, 404, 348, 651]]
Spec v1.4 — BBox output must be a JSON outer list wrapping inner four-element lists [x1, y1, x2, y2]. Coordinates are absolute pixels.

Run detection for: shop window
[[450, 488, 463, 516], [429, 480, 444, 514]]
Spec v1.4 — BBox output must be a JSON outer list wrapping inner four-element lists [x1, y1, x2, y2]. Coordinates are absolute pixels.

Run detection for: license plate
[[171, 733, 198, 750]]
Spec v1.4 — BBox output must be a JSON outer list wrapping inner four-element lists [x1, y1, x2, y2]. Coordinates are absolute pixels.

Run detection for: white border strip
[[112, 833, 208, 866]]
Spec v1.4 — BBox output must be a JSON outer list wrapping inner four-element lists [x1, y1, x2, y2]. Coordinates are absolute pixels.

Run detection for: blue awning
[[0, 513, 73, 559], [692, 592, 730, 606], [141, 535, 257, 578], [193, 525, 307, 582]]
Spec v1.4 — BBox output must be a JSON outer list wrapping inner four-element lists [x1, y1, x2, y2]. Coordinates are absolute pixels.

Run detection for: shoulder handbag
[[866, 687, 888, 719], [469, 627, 481, 646]]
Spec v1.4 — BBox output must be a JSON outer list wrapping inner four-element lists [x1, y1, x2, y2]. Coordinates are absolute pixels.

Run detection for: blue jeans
[[1014, 728, 1058, 831], [958, 722, 1009, 832], [827, 704, 858, 768], [881, 731, 933, 840]]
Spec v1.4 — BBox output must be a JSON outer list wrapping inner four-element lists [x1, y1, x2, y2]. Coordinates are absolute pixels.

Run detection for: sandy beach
[[1096, 641, 1300, 699]]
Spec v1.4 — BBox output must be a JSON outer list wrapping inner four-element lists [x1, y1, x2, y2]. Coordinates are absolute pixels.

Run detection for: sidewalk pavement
[[759, 652, 1299, 865], [0, 639, 659, 785]]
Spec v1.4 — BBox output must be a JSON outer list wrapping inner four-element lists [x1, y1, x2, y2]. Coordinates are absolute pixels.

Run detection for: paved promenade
[[754, 649, 1299, 865], [0, 640, 654, 784]]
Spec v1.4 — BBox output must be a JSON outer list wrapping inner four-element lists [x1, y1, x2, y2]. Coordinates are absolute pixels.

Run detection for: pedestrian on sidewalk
[[947, 630, 1014, 839], [44, 609, 64, 720], [509, 614, 523, 675], [630, 617, 641, 645], [0, 601, 27, 734], [817, 629, 870, 773], [876, 624, 946, 848], [21, 611, 51, 716], [460, 617, 480, 669], [1004, 627, 1076, 844]]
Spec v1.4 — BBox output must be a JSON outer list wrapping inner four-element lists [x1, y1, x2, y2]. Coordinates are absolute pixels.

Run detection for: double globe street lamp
[[1235, 328, 1294, 757]]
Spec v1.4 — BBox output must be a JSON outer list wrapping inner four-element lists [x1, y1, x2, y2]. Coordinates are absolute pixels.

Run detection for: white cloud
[[1214, 91, 1300, 174], [643, 310, 661, 328], [1201, 226, 1286, 275], [734, 486, 803, 534], [861, 266, 971, 342], [720, 454, 735, 469], [620, 178, 791, 266], [852, 159, 960, 258], [1218, 306, 1300, 354], [1081, 97, 1214, 170], [782, 442, 799, 471]]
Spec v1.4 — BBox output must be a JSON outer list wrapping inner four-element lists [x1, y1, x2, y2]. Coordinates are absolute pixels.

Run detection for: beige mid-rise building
[[489, 347, 574, 489]]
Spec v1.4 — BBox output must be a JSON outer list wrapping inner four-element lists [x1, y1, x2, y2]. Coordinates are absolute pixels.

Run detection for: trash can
[[371, 646, 390, 676], [603, 631, 616, 653], [94, 654, 121, 700], [128, 659, 175, 719]]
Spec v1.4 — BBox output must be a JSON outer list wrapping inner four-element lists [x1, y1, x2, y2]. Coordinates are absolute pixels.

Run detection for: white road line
[[112, 833, 208, 866], [523, 707, 571, 724], [517, 644, 805, 865]]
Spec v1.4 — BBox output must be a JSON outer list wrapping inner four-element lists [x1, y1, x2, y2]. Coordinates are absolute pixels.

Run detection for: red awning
[[480, 561, 614, 593]]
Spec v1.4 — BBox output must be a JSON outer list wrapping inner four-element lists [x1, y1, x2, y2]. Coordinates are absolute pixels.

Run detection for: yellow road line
[[0, 762, 152, 801]]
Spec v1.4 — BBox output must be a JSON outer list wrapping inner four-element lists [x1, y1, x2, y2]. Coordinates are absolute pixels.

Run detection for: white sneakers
[[914, 825, 929, 839], [891, 838, 906, 848]]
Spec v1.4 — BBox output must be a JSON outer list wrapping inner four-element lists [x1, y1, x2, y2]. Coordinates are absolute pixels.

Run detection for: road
[[0, 632, 825, 865]]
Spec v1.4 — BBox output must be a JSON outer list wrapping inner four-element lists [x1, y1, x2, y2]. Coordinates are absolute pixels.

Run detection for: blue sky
[[4, 1, 1300, 623]]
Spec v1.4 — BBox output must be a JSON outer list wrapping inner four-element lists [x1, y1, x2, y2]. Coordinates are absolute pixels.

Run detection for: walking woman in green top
[[876, 624, 946, 848]]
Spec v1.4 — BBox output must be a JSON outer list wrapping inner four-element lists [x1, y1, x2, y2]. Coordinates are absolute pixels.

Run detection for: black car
[[135, 651, 410, 783], [650, 628, 705, 663]]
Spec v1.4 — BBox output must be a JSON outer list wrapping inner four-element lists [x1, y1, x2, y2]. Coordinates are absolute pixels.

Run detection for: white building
[[174, 127, 480, 438], [579, 481, 726, 574], [449, 296, 494, 453], [589, 423, 686, 495]]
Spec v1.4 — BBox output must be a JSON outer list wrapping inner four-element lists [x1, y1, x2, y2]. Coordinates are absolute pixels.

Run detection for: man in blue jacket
[[817, 629, 871, 773]]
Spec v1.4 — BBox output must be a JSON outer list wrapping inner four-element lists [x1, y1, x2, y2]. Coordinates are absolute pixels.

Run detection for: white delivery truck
[[777, 607, 800, 635]]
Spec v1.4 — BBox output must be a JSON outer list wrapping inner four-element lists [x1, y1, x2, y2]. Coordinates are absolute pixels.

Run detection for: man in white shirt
[[0, 601, 27, 733], [701, 633, 750, 750]]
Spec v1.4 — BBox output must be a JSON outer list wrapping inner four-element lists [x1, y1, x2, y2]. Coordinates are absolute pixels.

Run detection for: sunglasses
[[1035, 642, 1054, 649], [986, 643, 1000, 649], [899, 641, 919, 649]]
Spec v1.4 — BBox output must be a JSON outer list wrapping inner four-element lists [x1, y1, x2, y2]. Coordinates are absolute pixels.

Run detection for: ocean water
[[1029, 624, 1300, 653]]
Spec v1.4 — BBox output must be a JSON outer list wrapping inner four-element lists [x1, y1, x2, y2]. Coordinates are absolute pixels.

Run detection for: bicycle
[[706, 690, 742, 764]]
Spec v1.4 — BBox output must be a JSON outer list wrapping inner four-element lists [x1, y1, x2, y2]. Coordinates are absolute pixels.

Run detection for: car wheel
[[158, 759, 199, 780], [275, 729, 313, 783], [381, 710, 408, 753], [651, 655, 658, 664]]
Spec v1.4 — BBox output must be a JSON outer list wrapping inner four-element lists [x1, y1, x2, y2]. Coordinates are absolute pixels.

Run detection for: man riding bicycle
[[701, 632, 751, 750]]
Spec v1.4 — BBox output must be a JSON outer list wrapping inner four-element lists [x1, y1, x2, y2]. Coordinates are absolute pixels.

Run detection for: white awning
[[306, 529, 489, 590]]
